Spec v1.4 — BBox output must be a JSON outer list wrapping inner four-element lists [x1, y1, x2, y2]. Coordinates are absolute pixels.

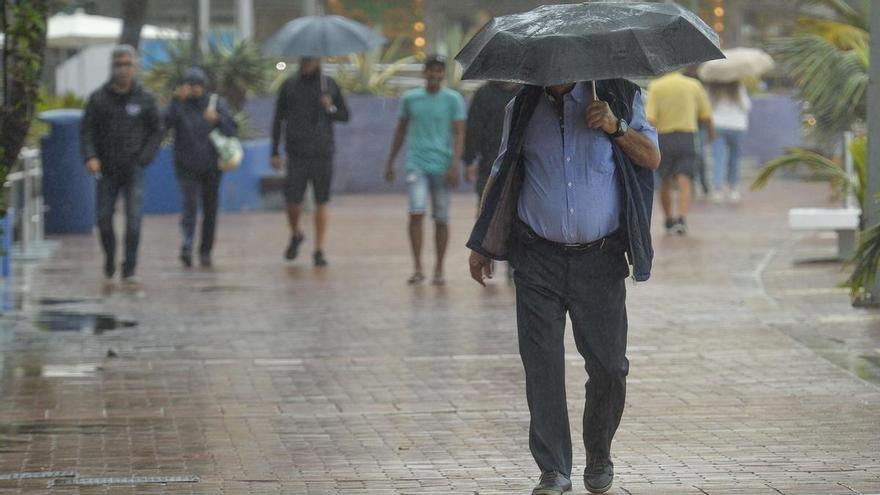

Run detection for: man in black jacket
[[463, 81, 519, 202], [81, 45, 163, 283], [271, 57, 350, 267], [165, 68, 238, 269]]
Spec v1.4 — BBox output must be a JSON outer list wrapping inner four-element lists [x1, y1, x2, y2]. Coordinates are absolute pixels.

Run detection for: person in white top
[[707, 81, 751, 202]]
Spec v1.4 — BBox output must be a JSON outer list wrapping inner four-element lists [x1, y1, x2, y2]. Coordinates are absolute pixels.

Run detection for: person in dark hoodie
[[271, 57, 350, 267], [164, 68, 238, 268], [81, 45, 163, 284], [463, 81, 520, 203]]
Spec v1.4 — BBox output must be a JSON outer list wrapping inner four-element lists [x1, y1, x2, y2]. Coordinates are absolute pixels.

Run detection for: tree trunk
[[120, 0, 149, 49], [0, 0, 50, 210]]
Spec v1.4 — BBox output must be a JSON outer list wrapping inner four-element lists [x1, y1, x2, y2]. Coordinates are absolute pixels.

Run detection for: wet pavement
[[0, 179, 878, 494]]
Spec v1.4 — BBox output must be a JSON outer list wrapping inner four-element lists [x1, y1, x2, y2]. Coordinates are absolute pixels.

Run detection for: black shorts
[[285, 155, 333, 205], [658, 132, 697, 180]]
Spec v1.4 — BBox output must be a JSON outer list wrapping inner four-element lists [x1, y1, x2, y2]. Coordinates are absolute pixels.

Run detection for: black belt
[[515, 220, 620, 253]]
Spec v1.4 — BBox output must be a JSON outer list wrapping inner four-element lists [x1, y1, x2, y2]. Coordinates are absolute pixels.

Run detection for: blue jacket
[[165, 94, 237, 179], [466, 79, 655, 282]]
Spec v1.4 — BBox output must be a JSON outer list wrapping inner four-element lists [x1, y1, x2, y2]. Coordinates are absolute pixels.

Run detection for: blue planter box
[[143, 92, 806, 216], [143, 138, 275, 215]]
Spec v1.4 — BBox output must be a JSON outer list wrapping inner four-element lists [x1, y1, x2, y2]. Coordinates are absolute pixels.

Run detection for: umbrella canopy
[[697, 47, 774, 83], [263, 15, 386, 58], [455, 2, 724, 87]]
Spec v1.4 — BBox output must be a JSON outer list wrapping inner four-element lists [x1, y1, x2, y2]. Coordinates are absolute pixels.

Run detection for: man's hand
[[586, 100, 618, 134], [469, 250, 493, 286], [446, 163, 460, 187], [271, 154, 284, 172], [85, 158, 101, 176], [384, 162, 396, 183], [320, 95, 334, 112], [204, 108, 219, 124], [465, 163, 477, 183]]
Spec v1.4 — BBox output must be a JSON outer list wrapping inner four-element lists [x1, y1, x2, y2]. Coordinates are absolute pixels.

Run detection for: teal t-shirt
[[399, 87, 466, 174]]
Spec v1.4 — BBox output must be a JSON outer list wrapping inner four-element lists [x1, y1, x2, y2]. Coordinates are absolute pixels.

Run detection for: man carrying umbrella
[[459, 4, 722, 494], [271, 57, 350, 266], [265, 15, 382, 267]]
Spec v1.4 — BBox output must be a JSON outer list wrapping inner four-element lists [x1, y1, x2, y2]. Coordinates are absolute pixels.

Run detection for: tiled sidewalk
[[0, 179, 878, 494]]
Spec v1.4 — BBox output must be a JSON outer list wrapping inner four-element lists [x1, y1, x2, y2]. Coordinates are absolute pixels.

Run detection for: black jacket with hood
[[271, 70, 350, 158], [81, 82, 163, 178]]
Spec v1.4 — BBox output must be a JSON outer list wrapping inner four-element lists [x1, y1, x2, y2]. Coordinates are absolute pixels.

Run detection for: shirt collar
[[544, 82, 587, 104]]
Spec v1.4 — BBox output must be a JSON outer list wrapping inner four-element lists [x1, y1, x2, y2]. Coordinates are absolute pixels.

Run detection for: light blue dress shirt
[[490, 82, 658, 244]]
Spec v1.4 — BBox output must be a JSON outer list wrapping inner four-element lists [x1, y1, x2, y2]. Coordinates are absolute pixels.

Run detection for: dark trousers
[[97, 168, 145, 276], [509, 222, 630, 478], [178, 171, 221, 256]]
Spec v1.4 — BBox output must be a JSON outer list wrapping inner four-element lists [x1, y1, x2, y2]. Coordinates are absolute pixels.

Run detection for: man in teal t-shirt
[[384, 55, 466, 285]]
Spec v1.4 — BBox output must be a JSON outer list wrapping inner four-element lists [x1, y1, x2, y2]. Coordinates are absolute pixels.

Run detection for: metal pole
[[199, 0, 210, 52], [302, 0, 317, 16], [236, 0, 254, 41], [21, 153, 31, 256], [191, 0, 201, 63], [844, 132, 857, 210], [865, 2, 880, 300]]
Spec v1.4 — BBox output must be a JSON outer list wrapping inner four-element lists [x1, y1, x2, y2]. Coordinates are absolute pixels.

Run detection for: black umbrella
[[455, 2, 724, 91], [263, 15, 385, 58]]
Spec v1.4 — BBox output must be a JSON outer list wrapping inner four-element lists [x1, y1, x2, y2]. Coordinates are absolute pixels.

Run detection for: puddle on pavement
[[0, 423, 113, 436], [31, 312, 137, 334], [36, 297, 93, 306], [196, 284, 252, 293]]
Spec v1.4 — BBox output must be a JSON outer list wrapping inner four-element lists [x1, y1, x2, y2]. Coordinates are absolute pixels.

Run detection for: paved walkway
[[0, 179, 878, 494]]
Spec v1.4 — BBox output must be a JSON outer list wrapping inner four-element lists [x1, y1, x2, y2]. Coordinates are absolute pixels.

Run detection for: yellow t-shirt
[[645, 72, 712, 134]]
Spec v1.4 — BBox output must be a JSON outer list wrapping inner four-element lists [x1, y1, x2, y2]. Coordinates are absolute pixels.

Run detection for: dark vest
[[466, 79, 655, 282]]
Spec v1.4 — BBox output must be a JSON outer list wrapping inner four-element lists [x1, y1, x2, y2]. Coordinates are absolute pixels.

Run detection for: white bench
[[788, 207, 861, 260]]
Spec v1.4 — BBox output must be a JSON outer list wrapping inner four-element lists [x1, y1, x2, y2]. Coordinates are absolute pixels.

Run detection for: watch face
[[619, 119, 629, 133]]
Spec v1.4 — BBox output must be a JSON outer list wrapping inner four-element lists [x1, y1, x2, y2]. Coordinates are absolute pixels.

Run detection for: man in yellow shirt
[[646, 71, 715, 234]]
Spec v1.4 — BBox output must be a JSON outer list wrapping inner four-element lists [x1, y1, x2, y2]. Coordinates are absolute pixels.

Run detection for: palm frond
[[797, 0, 869, 31], [843, 222, 880, 297], [751, 147, 859, 201], [774, 32, 868, 138]]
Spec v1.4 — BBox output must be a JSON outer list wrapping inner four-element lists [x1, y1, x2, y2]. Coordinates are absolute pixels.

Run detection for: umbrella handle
[[591, 80, 598, 101]]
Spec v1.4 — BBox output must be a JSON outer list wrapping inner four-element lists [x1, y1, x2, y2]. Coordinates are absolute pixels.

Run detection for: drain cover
[[50, 475, 199, 487], [0, 471, 77, 480]]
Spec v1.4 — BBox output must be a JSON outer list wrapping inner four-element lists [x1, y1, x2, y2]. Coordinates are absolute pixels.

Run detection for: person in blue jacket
[[164, 68, 238, 268]]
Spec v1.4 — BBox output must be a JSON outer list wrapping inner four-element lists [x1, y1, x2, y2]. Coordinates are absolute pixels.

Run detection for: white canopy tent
[[1, 9, 185, 49]]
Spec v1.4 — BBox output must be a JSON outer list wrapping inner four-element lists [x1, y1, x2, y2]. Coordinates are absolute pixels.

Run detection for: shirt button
[[566, 157, 571, 162], [568, 182, 573, 188], [569, 208, 574, 214]]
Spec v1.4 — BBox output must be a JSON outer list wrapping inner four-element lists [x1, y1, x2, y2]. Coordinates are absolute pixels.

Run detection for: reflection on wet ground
[[30, 312, 137, 334], [0, 188, 878, 493]]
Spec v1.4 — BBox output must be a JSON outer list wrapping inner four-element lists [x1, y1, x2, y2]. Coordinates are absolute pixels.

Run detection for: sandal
[[407, 273, 425, 285]]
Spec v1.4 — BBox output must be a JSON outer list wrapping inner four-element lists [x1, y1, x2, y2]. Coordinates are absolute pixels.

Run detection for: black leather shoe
[[103, 258, 116, 279], [284, 232, 304, 260], [584, 458, 614, 494], [199, 254, 212, 268], [180, 250, 192, 268], [532, 471, 572, 495], [313, 250, 327, 267]]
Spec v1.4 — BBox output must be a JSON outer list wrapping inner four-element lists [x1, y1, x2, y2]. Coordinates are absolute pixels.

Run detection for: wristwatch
[[610, 118, 629, 138]]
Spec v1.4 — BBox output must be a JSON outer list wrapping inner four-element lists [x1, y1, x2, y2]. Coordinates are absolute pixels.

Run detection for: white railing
[[5, 148, 51, 259]]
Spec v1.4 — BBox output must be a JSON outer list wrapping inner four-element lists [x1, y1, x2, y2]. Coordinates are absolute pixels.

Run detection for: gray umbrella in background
[[263, 15, 386, 58], [455, 2, 724, 95]]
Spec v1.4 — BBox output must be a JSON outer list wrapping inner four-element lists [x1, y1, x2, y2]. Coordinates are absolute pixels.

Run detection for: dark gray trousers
[[509, 222, 630, 478]]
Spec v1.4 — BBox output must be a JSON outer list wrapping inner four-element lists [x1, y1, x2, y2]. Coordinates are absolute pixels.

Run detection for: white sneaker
[[728, 188, 741, 203], [710, 190, 724, 203]]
